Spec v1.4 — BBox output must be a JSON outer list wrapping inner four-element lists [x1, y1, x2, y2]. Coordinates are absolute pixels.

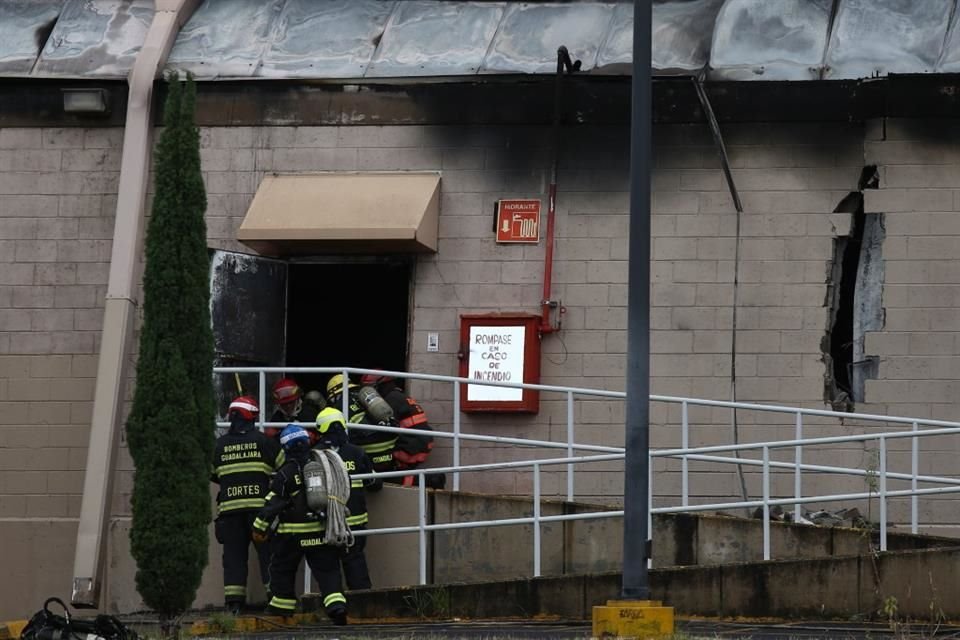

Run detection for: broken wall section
[[824, 167, 884, 411]]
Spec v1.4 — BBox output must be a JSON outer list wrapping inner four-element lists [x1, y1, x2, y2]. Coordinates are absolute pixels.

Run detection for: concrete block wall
[[198, 122, 867, 504], [864, 117, 960, 424], [0, 127, 120, 523], [0, 127, 121, 617], [860, 118, 960, 531]]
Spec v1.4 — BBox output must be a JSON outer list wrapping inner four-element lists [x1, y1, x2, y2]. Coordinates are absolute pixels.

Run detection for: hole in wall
[[824, 166, 883, 411]]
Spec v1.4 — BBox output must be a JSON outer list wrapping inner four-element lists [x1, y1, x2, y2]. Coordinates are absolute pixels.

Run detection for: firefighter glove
[[251, 528, 270, 545]]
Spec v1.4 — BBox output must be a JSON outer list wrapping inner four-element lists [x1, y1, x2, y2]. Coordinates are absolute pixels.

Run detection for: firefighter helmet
[[228, 396, 259, 421], [360, 371, 395, 386], [316, 407, 348, 449], [316, 407, 347, 433], [304, 389, 326, 409], [279, 424, 310, 451], [272, 378, 301, 405], [326, 374, 358, 397]]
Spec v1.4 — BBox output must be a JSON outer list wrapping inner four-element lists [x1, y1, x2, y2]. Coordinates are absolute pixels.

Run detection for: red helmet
[[228, 396, 259, 421], [361, 371, 394, 386], [272, 378, 301, 405]]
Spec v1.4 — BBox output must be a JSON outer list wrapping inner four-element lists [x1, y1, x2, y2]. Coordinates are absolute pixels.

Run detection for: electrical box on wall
[[457, 314, 541, 413]]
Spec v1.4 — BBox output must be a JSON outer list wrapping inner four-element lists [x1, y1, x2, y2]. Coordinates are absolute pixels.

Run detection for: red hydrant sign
[[496, 199, 541, 243]]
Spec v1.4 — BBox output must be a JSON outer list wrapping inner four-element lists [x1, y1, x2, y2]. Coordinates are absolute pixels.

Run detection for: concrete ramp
[[301, 488, 960, 622], [313, 545, 960, 622], [358, 485, 959, 588]]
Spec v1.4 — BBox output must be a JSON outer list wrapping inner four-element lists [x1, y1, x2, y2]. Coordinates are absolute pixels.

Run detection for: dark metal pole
[[622, 0, 652, 600]]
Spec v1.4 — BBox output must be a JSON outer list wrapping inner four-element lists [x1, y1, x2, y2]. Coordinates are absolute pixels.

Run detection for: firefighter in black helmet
[[326, 374, 397, 474], [314, 407, 381, 590], [211, 396, 284, 613]]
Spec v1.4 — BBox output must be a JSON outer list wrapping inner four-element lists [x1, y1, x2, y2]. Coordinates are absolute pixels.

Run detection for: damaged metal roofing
[[5, 0, 960, 81]]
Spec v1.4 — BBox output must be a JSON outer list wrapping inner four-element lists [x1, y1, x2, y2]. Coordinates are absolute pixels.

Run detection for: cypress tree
[[127, 73, 214, 624]]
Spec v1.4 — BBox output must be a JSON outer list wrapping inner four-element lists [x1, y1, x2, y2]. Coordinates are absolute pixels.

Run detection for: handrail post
[[419, 473, 428, 585], [911, 421, 918, 534], [258, 370, 266, 430], [453, 382, 461, 492], [567, 390, 574, 501], [341, 368, 349, 418], [879, 436, 887, 552], [794, 411, 802, 523], [648, 460, 653, 569], [762, 445, 770, 561], [533, 463, 542, 577], [681, 400, 689, 507]]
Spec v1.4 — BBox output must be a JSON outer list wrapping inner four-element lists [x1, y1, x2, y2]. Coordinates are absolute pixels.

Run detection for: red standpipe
[[540, 46, 578, 335]]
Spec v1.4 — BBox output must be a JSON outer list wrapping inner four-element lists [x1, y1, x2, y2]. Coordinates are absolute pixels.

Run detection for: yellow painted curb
[[592, 599, 674, 639], [0, 620, 29, 640]]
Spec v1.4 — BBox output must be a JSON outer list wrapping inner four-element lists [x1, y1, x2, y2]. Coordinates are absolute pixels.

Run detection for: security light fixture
[[62, 88, 110, 114]]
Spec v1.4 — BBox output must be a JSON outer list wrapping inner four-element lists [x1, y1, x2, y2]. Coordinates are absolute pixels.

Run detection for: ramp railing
[[213, 366, 960, 588]]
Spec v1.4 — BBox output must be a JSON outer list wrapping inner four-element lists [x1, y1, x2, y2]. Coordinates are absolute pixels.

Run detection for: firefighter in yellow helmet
[[326, 374, 397, 474], [314, 407, 381, 590]]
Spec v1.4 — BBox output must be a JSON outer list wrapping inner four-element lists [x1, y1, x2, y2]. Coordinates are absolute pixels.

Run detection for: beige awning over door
[[237, 172, 441, 255]]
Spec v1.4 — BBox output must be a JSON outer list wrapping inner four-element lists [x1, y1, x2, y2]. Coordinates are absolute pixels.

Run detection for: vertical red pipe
[[541, 47, 577, 334]]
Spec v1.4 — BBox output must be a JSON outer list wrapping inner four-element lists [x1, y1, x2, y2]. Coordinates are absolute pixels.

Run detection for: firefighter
[[268, 378, 324, 439], [361, 373, 441, 488], [314, 407, 381, 590], [211, 396, 284, 613], [326, 374, 396, 474], [252, 425, 347, 625]]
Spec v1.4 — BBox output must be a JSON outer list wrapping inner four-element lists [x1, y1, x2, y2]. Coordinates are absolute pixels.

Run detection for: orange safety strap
[[398, 413, 428, 428]]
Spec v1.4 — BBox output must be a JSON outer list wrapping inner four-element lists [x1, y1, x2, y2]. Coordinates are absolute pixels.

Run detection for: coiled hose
[[310, 449, 354, 547]]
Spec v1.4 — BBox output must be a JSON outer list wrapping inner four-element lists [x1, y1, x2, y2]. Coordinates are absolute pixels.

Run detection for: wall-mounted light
[[62, 88, 110, 114]]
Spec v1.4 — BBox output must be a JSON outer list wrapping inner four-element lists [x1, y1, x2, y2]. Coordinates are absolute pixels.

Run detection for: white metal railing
[[215, 366, 624, 498], [653, 424, 960, 559], [212, 366, 960, 589]]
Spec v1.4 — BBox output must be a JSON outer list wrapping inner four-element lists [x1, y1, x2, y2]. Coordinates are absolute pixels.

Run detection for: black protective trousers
[[341, 526, 372, 590], [216, 511, 272, 605], [268, 533, 346, 619]]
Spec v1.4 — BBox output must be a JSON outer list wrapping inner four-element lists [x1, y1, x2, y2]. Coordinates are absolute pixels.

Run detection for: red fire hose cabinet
[[457, 314, 541, 414]]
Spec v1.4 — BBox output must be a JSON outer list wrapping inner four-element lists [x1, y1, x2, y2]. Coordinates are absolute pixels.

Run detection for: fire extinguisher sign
[[495, 199, 541, 243]]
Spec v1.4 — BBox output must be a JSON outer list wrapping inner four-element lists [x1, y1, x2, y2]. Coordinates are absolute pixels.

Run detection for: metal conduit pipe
[[71, 0, 201, 609]]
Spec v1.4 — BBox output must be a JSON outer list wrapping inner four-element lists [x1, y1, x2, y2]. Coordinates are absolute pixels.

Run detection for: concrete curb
[[0, 620, 28, 640], [189, 613, 323, 636]]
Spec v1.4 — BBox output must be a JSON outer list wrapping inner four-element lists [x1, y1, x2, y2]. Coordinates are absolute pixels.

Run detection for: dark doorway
[[285, 262, 411, 394]]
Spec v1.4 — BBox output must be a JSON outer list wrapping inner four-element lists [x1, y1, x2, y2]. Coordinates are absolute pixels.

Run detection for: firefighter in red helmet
[[211, 396, 284, 613], [268, 377, 324, 438]]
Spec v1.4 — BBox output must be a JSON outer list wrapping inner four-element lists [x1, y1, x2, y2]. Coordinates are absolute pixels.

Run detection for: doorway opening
[[285, 261, 412, 394]]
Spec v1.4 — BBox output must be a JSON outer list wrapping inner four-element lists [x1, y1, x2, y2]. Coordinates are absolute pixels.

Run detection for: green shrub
[[127, 73, 214, 621]]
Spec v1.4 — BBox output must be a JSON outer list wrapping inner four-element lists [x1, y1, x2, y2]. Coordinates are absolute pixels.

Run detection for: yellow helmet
[[316, 407, 347, 434], [326, 374, 357, 397], [316, 406, 348, 448]]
